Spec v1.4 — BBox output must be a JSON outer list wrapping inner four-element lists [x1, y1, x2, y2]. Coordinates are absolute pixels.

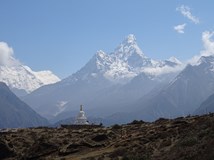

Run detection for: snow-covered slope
[[60, 34, 183, 86], [67, 34, 183, 84], [23, 34, 183, 121], [23, 65, 60, 87], [0, 42, 60, 95]]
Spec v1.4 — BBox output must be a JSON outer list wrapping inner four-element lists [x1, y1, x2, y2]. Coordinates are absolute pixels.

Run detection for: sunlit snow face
[[0, 42, 13, 65]]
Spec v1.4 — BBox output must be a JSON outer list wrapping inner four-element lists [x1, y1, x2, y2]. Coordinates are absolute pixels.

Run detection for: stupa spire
[[80, 104, 83, 111], [74, 105, 89, 125]]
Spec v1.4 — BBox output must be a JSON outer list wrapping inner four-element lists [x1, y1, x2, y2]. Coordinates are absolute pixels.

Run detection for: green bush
[[130, 120, 145, 125]]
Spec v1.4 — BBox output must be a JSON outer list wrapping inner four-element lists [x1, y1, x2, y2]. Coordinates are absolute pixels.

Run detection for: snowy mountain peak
[[123, 34, 136, 44], [0, 41, 60, 94], [79, 35, 183, 85], [64, 35, 183, 86], [0, 58, 60, 94], [113, 34, 145, 61]]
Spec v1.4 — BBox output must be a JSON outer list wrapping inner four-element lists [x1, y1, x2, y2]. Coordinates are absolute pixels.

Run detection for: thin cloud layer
[[143, 65, 185, 76], [176, 5, 199, 24], [174, 23, 186, 34], [0, 42, 14, 65]]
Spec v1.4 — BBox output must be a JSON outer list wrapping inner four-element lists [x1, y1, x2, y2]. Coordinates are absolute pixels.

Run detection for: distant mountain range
[[2, 34, 214, 127], [128, 56, 214, 121], [0, 82, 48, 128], [23, 34, 183, 123], [0, 56, 60, 97]]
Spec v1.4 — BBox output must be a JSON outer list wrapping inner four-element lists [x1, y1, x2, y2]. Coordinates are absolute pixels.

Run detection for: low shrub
[[112, 124, 122, 130]]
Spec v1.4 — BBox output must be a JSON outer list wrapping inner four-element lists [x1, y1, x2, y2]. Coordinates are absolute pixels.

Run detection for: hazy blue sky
[[0, 0, 213, 78]]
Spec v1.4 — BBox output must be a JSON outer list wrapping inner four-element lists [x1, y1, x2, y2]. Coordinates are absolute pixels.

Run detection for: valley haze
[[1, 31, 214, 126]]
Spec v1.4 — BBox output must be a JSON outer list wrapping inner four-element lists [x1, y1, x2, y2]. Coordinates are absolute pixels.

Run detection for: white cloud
[[201, 31, 214, 56], [189, 31, 214, 64], [0, 42, 14, 65], [174, 23, 186, 34], [176, 5, 199, 24], [143, 65, 185, 76]]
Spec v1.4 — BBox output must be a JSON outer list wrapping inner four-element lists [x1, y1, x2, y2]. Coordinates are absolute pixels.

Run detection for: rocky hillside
[[1, 113, 214, 160]]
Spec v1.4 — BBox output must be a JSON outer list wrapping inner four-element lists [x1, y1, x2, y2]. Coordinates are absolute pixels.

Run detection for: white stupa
[[74, 105, 89, 125]]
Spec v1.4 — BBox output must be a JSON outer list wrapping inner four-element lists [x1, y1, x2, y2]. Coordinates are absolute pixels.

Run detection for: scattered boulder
[[92, 134, 108, 142]]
